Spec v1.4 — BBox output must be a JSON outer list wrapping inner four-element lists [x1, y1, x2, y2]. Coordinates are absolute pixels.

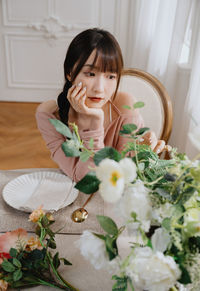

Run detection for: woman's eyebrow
[[83, 64, 98, 69]]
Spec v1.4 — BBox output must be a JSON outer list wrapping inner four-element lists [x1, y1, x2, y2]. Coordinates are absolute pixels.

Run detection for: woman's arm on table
[[36, 100, 105, 182]]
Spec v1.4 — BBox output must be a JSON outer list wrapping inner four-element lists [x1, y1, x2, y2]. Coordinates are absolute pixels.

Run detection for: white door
[[0, 0, 128, 102]]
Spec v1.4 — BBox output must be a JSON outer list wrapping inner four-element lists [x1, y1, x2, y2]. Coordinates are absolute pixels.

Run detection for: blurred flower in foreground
[[96, 158, 137, 203], [29, 205, 45, 222], [125, 246, 181, 291]]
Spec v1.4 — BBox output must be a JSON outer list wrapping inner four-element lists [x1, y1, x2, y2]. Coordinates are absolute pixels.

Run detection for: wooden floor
[[0, 102, 58, 170]]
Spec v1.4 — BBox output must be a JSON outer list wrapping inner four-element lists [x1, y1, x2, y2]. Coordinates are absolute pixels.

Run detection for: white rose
[[75, 230, 109, 269], [116, 181, 152, 232], [125, 247, 181, 291]]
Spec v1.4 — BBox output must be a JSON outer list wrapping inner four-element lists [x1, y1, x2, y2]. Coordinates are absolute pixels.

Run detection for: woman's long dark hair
[[57, 28, 124, 125]]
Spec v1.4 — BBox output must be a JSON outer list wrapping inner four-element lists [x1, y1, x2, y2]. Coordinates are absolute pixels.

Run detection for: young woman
[[36, 28, 167, 182]]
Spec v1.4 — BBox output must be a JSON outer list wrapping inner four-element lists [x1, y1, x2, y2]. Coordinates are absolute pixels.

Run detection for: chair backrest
[[118, 68, 173, 142]]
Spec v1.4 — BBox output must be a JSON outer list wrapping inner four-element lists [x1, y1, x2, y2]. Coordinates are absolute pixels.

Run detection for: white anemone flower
[[96, 159, 124, 203], [119, 158, 137, 183], [96, 158, 137, 203]]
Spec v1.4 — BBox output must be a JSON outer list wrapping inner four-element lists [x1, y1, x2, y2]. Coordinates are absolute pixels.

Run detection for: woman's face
[[71, 50, 118, 108]]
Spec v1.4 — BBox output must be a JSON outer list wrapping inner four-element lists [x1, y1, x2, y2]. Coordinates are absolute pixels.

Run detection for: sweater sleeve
[[35, 110, 105, 182]]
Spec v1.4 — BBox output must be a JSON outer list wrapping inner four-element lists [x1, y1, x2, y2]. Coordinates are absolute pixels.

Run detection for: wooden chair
[[119, 68, 173, 143]]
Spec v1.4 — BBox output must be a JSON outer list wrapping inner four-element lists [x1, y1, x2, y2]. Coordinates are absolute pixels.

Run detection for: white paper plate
[[2, 171, 79, 212]]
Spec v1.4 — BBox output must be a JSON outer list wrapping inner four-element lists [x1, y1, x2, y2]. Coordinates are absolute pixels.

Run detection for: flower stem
[[37, 222, 78, 291]]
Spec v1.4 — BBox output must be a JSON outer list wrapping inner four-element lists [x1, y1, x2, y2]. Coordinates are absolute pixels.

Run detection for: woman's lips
[[88, 97, 103, 102]]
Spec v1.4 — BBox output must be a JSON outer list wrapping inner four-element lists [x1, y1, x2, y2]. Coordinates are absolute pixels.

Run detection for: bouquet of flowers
[[50, 101, 200, 291], [0, 207, 78, 291]]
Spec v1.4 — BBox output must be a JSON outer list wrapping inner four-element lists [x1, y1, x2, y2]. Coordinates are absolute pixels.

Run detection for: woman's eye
[[84, 72, 95, 77], [108, 74, 117, 80]]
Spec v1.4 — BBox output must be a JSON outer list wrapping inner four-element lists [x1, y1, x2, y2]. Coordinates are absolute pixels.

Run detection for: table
[[0, 169, 129, 291]]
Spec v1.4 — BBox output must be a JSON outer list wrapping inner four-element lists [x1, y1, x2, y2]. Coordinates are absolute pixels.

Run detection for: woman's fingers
[[139, 131, 157, 150], [138, 131, 172, 154], [67, 82, 88, 113], [154, 140, 166, 154]]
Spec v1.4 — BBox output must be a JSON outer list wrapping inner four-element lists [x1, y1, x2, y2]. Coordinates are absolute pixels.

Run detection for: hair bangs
[[91, 47, 120, 75]]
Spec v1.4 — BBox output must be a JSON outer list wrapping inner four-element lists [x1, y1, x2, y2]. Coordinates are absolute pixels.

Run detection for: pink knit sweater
[[35, 103, 144, 182]]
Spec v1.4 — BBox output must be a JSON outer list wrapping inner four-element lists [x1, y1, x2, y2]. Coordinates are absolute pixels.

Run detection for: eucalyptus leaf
[[97, 215, 118, 236], [94, 147, 121, 166], [133, 101, 145, 109], [9, 248, 18, 258], [122, 105, 131, 110], [62, 141, 80, 157], [13, 269, 22, 282], [136, 127, 150, 135], [49, 119, 73, 138], [2, 260, 16, 272], [13, 258, 22, 268], [75, 171, 100, 194], [120, 123, 137, 134], [80, 150, 91, 162]]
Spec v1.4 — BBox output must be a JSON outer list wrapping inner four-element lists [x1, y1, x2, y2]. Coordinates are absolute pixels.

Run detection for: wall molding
[[28, 16, 90, 39], [4, 34, 65, 89]]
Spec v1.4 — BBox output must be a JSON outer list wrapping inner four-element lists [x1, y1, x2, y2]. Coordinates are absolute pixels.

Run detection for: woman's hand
[[67, 82, 104, 130], [138, 131, 171, 154], [67, 82, 103, 118]]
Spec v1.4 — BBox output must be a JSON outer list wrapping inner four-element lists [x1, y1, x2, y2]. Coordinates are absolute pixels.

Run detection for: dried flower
[[29, 205, 45, 222]]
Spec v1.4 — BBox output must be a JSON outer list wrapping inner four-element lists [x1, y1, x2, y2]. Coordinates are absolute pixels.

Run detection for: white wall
[[0, 0, 130, 102]]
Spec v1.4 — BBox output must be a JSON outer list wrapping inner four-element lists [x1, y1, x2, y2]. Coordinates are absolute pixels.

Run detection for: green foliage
[[62, 140, 80, 157], [97, 215, 118, 236], [133, 101, 145, 108], [119, 123, 137, 134], [9, 248, 18, 258], [112, 275, 128, 291], [80, 150, 91, 162], [2, 260, 16, 272], [122, 105, 131, 110], [75, 171, 100, 194], [49, 119, 73, 139], [94, 147, 121, 165], [135, 127, 150, 135], [0, 210, 77, 291]]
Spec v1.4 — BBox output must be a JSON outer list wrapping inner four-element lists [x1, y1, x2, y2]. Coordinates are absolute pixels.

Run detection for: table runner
[[0, 168, 110, 234]]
